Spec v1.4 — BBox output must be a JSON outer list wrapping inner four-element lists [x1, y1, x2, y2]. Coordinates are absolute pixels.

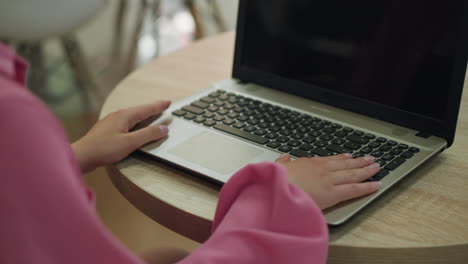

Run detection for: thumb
[[128, 125, 169, 148], [275, 153, 291, 164]]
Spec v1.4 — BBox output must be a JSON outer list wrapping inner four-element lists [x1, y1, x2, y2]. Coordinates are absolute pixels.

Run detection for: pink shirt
[[0, 43, 328, 264]]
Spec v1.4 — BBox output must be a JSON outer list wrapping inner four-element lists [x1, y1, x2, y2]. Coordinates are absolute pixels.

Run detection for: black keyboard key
[[267, 141, 281, 149], [343, 141, 361, 150], [302, 137, 317, 144], [331, 123, 342, 129], [398, 144, 409, 149], [299, 144, 314, 151], [326, 144, 352, 154], [288, 140, 302, 147], [382, 154, 395, 161], [258, 122, 270, 129], [365, 134, 376, 139], [217, 109, 230, 115], [290, 149, 311, 158], [343, 127, 353, 133], [311, 124, 325, 130], [244, 126, 256, 132], [360, 147, 373, 154], [311, 148, 335, 157], [314, 140, 328, 148], [387, 140, 398, 146], [371, 150, 384, 157], [194, 116, 206, 123], [233, 122, 246, 129], [379, 145, 392, 152], [277, 136, 290, 143], [218, 94, 229, 101], [354, 130, 364, 136], [209, 92, 221, 98], [280, 129, 293, 136], [204, 112, 215, 118], [390, 148, 403, 155], [247, 119, 260, 125], [203, 119, 216, 126], [322, 127, 336, 134], [376, 137, 387, 143], [297, 127, 310, 134], [237, 115, 249, 122], [409, 147, 420, 153], [353, 153, 365, 158], [401, 151, 414, 159], [214, 100, 225, 107], [201, 96, 215, 103], [223, 119, 236, 125], [184, 113, 196, 120], [254, 129, 267, 136], [191, 101, 209, 109], [266, 133, 279, 139], [227, 112, 239, 119], [183, 105, 205, 115], [334, 130, 348, 138], [373, 169, 390, 181], [347, 134, 369, 144], [214, 124, 269, 145], [269, 126, 281, 132], [369, 141, 381, 148], [308, 131, 322, 137], [320, 134, 333, 141], [172, 110, 186, 117], [331, 138, 346, 145], [291, 133, 306, 140], [384, 157, 406, 170], [278, 145, 293, 153], [375, 159, 387, 167], [214, 115, 225, 122]]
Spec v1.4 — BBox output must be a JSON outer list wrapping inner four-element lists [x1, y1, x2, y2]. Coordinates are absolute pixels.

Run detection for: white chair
[[0, 0, 107, 110]]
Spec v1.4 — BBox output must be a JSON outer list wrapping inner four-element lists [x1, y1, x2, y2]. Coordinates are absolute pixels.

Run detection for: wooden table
[[101, 32, 468, 264]]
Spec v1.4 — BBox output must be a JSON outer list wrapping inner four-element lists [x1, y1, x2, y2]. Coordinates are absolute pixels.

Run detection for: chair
[[0, 0, 107, 110]]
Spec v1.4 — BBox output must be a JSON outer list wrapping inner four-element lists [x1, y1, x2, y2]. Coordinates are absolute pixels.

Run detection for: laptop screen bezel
[[232, 0, 468, 147]]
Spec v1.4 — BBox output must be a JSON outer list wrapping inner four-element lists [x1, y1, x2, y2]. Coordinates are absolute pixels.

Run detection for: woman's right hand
[[275, 153, 382, 210]]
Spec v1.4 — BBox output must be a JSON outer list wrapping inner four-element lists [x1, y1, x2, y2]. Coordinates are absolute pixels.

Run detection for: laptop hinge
[[416, 131, 432, 139]]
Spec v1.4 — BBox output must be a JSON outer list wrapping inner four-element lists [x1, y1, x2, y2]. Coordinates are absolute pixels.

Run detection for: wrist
[[71, 140, 98, 173]]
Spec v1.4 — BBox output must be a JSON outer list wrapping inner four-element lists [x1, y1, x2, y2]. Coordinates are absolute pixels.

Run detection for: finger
[[124, 101, 171, 128], [333, 181, 382, 202], [332, 163, 380, 185], [326, 155, 375, 171], [127, 125, 169, 149], [275, 154, 291, 164], [315, 153, 353, 162]]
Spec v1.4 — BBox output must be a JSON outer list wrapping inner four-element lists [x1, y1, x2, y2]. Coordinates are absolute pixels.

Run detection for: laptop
[[141, 0, 468, 225]]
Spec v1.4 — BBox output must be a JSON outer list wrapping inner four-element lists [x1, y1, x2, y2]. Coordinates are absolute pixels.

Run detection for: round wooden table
[[101, 32, 468, 264]]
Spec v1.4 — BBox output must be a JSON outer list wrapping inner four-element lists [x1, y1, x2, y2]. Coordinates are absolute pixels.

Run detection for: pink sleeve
[[0, 86, 143, 264], [179, 162, 329, 264]]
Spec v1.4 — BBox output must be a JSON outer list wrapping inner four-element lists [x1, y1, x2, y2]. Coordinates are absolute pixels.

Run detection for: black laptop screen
[[235, 0, 466, 133]]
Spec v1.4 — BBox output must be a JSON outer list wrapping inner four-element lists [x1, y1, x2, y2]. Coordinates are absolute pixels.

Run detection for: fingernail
[[343, 153, 353, 158], [368, 163, 380, 168], [159, 125, 169, 135], [364, 156, 375, 161], [372, 181, 382, 188]]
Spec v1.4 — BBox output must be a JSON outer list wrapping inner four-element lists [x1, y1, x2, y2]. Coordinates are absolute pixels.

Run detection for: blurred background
[[1, 0, 238, 256]]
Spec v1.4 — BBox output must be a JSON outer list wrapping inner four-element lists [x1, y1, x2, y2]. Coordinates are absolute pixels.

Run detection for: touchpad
[[168, 131, 264, 174]]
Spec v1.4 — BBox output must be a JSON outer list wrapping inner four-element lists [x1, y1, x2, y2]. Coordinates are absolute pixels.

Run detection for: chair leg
[[207, 0, 227, 32], [15, 42, 48, 97], [186, 0, 205, 39], [112, 0, 128, 61], [125, 0, 146, 76], [61, 35, 104, 111]]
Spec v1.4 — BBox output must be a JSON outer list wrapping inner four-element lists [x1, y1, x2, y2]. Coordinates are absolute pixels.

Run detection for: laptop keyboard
[[172, 90, 420, 181]]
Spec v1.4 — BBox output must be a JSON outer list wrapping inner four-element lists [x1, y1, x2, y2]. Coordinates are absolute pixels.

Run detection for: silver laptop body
[[141, 0, 467, 225]]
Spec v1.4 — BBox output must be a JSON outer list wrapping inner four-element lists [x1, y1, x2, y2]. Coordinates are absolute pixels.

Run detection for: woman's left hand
[[72, 100, 171, 173]]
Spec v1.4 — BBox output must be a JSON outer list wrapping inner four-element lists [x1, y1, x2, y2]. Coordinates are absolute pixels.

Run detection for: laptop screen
[[234, 0, 467, 143]]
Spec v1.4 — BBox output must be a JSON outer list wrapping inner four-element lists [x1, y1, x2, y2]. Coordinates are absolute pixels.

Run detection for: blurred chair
[[116, 0, 228, 76], [0, 0, 107, 110]]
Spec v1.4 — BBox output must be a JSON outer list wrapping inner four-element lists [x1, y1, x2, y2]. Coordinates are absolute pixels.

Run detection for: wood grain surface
[[101, 32, 468, 263]]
